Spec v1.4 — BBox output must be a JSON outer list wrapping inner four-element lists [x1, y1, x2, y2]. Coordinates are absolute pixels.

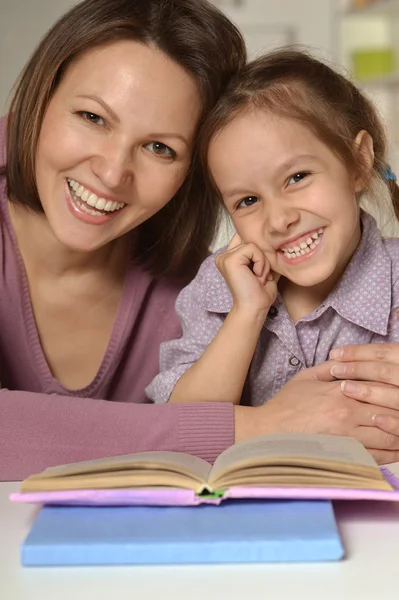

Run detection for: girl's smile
[[278, 227, 325, 264]]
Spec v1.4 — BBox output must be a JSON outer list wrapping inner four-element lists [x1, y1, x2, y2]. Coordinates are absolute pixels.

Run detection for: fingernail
[[331, 364, 347, 377], [341, 381, 359, 394], [330, 348, 344, 359], [372, 414, 387, 426]]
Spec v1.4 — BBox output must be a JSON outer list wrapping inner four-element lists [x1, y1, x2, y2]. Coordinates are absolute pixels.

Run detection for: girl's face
[[35, 40, 201, 253], [208, 109, 365, 296]]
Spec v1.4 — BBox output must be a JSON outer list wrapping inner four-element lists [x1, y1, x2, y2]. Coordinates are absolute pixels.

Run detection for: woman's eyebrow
[[76, 94, 120, 123]]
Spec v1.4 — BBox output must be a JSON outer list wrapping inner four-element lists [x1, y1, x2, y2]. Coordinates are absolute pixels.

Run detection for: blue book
[[21, 500, 344, 566]]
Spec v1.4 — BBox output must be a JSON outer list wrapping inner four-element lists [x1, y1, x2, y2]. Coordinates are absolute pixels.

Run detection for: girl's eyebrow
[[221, 154, 320, 200], [278, 154, 319, 173]]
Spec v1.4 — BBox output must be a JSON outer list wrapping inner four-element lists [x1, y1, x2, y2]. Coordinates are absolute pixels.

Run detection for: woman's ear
[[353, 130, 374, 193]]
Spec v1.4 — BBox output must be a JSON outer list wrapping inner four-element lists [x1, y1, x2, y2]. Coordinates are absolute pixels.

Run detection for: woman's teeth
[[282, 228, 324, 260], [67, 178, 126, 215]]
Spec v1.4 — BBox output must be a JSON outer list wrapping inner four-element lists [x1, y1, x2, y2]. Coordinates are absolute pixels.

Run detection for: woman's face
[[35, 40, 201, 252]]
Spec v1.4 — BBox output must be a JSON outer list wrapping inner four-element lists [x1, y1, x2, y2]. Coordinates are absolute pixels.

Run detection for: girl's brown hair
[[2, 0, 246, 278], [200, 48, 399, 217]]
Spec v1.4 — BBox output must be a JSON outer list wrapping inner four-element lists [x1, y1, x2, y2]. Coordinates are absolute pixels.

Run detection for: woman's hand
[[329, 343, 399, 462], [216, 234, 279, 316], [235, 360, 399, 464]]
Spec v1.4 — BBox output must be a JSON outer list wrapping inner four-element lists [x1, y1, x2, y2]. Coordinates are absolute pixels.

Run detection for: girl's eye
[[145, 142, 176, 159], [288, 172, 309, 185], [237, 196, 259, 209], [79, 111, 105, 126]]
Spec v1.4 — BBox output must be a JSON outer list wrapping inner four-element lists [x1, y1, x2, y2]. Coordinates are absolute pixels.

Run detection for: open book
[[11, 434, 399, 507]]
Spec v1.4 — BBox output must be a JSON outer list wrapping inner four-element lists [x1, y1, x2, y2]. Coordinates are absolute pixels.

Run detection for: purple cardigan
[[0, 116, 234, 481]]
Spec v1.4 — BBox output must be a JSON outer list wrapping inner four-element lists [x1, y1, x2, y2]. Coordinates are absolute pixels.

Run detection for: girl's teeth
[[76, 185, 84, 197], [81, 190, 89, 202], [282, 228, 324, 259]]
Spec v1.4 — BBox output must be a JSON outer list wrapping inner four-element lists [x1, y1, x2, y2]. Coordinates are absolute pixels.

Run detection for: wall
[[0, 0, 338, 113]]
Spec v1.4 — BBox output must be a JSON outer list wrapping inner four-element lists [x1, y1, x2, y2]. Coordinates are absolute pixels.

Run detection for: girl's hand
[[216, 234, 279, 315]]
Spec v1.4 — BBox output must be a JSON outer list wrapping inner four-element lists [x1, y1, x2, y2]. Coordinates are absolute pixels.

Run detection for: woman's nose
[[91, 145, 134, 190]]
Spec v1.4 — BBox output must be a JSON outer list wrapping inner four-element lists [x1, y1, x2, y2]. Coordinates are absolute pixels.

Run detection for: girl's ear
[[353, 130, 374, 193]]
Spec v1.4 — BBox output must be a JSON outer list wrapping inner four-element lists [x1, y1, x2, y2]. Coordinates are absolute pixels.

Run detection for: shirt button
[[289, 356, 301, 367], [268, 306, 278, 318]]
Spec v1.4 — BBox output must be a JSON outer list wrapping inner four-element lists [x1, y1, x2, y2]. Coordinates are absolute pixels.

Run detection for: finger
[[217, 242, 262, 272], [227, 232, 243, 251], [257, 259, 274, 285], [330, 360, 399, 387], [330, 343, 399, 363], [266, 270, 280, 283], [298, 361, 337, 382], [249, 247, 267, 278], [372, 414, 399, 436], [368, 448, 399, 465], [354, 425, 399, 452], [340, 381, 399, 411]]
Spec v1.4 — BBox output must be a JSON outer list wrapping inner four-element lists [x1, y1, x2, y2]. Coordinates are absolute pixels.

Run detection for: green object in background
[[352, 47, 396, 80]]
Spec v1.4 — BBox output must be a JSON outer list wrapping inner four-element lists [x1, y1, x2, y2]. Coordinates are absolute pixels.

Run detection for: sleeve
[[146, 262, 226, 404], [0, 389, 234, 481]]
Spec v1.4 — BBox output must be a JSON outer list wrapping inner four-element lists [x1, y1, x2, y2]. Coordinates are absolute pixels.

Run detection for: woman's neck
[[8, 201, 129, 280]]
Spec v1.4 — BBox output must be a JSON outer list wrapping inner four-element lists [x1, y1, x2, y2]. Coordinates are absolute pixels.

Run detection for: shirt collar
[[202, 211, 392, 335]]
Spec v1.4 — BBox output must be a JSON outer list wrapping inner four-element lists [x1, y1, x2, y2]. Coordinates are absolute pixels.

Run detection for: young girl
[[146, 49, 399, 407]]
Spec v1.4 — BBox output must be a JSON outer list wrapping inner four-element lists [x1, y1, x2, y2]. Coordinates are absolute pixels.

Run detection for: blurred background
[[1, 0, 399, 237]]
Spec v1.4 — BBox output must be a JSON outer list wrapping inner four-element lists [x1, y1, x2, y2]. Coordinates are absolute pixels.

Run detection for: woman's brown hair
[[200, 48, 399, 217], [2, 0, 246, 278]]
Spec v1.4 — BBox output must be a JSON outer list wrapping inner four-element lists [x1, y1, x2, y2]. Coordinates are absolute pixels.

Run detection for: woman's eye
[[145, 142, 176, 159], [288, 172, 308, 185], [79, 111, 105, 126], [238, 196, 259, 209]]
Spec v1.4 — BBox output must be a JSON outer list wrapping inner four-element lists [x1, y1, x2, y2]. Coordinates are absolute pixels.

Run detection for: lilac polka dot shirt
[[146, 212, 399, 405]]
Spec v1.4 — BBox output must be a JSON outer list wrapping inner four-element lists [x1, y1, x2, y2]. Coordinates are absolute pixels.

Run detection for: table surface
[[2, 466, 399, 600]]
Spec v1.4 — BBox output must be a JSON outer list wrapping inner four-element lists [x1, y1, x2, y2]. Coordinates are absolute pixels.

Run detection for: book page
[[21, 469, 204, 493], [23, 451, 212, 487], [209, 434, 380, 487]]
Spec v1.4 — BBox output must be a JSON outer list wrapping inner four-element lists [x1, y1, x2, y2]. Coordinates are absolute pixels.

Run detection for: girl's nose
[[265, 202, 300, 233]]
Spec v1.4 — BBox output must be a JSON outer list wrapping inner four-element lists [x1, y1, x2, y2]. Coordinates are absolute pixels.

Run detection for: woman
[[1, 0, 399, 481], [0, 0, 246, 480]]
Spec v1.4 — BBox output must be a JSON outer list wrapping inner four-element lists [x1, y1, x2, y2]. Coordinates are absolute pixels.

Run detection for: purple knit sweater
[[0, 116, 234, 481]]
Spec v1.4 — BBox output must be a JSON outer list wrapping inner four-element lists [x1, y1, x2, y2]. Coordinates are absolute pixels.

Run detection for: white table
[[2, 471, 399, 600]]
